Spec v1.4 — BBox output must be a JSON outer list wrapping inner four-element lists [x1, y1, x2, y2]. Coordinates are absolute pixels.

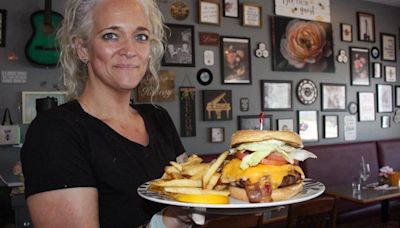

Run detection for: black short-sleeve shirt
[[21, 100, 185, 227]]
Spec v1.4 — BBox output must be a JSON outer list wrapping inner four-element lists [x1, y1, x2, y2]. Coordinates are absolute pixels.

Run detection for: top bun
[[231, 130, 303, 148]]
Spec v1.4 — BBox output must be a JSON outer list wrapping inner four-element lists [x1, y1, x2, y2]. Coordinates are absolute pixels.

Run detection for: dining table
[[325, 184, 400, 222]]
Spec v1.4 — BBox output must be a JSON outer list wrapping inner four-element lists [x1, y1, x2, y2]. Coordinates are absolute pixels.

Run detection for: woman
[[21, 0, 191, 227]]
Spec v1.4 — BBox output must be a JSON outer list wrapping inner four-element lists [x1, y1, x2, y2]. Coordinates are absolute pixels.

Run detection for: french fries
[[149, 153, 230, 203]]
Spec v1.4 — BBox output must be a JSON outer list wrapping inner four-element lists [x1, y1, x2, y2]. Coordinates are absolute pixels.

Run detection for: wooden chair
[[286, 196, 336, 228]]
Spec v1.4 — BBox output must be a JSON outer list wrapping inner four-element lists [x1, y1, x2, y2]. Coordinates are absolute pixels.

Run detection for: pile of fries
[[150, 151, 230, 203]]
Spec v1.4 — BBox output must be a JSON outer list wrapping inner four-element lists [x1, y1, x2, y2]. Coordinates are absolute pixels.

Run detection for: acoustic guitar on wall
[[25, 0, 63, 66]]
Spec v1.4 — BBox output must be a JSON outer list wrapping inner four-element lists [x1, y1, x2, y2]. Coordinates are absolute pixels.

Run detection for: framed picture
[[358, 92, 375, 121], [271, 16, 334, 72], [298, 110, 318, 142], [163, 24, 195, 67], [209, 127, 224, 143], [22, 91, 67, 124], [372, 62, 381, 78], [198, 0, 221, 26], [381, 33, 396, 62], [223, 0, 239, 18], [321, 83, 346, 111], [371, 46, 380, 59], [261, 80, 292, 111], [238, 115, 272, 130], [323, 115, 339, 139], [357, 12, 375, 42], [239, 97, 249, 112], [377, 84, 393, 113], [202, 90, 232, 121], [341, 23, 352, 42], [220, 36, 251, 84], [0, 9, 6, 47], [396, 86, 400, 107], [384, 66, 396, 82], [277, 118, 294, 132], [382, 116, 390, 128], [350, 47, 370, 86], [241, 3, 262, 28]]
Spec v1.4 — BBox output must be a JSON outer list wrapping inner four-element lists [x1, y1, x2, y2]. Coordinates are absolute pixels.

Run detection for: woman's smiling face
[[83, 0, 151, 92]]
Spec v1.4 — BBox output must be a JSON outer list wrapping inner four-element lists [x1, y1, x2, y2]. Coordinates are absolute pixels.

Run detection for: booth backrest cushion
[[377, 139, 400, 171]]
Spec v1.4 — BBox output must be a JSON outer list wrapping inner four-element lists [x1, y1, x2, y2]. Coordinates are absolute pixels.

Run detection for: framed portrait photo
[[163, 24, 195, 67], [223, 0, 239, 18], [22, 91, 68, 124], [298, 110, 319, 142], [0, 9, 6, 47], [241, 3, 262, 28], [209, 127, 224, 143], [358, 92, 375, 121], [381, 33, 396, 62], [357, 12, 375, 42], [321, 83, 346, 111], [350, 47, 370, 86], [238, 115, 272, 130], [220, 36, 251, 84], [323, 115, 339, 139], [198, 0, 221, 26], [261, 80, 292, 111], [341, 23, 352, 42], [396, 86, 400, 107], [372, 62, 381, 78], [384, 65, 396, 82], [377, 84, 393, 113], [277, 118, 294, 132]]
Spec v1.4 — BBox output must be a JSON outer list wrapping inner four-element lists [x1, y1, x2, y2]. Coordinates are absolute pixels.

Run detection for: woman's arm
[[27, 187, 99, 228]]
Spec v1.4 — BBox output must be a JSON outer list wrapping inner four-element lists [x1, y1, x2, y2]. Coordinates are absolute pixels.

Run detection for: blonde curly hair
[[57, 0, 166, 100]]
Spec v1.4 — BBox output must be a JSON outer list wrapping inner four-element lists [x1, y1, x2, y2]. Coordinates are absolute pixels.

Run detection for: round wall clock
[[371, 47, 380, 59], [197, 68, 213, 86], [297, 79, 318, 105], [348, 102, 358, 115]]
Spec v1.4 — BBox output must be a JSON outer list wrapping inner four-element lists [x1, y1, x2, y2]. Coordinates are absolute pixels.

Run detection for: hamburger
[[221, 130, 317, 203]]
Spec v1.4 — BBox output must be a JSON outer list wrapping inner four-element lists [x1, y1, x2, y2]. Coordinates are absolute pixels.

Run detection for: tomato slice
[[235, 151, 289, 165], [235, 151, 248, 160]]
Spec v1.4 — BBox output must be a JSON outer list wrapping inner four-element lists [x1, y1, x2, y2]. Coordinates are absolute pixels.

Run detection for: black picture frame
[[196, 68, 213, 86], [0, 9, 6, 47], [377, 84, 393, 113], [239, 97, 249, 112], [372, 62, 381, 78], [341, 23, 352, 42], [350, 47, 370, 86], [323, 115, 339, 139], [202, 90, 232, 121], [381, 116, 390, 129], [357, 12, 375, 42], [223, 0, 239, 18], [381, 33, 397, 62], [162, 24, 195, 67], [384, 66, 397, 82], [209, 127, 225, 143], [396, 86, 400, 107], [298, 110, 319, 142], [261, 80, 292, 111], [220, 36, 251, 84], [358, 92, 376, 122], [238, 115, 272, 130], [321, 83, 346, 111]]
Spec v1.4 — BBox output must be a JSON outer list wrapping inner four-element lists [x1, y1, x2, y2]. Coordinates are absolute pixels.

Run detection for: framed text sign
[[137, 70, 176, 102], [274, 0, 331, 22]]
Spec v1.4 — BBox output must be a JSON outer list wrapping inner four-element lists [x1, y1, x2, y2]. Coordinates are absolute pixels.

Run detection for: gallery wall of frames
[[0, 0, 400, 154]]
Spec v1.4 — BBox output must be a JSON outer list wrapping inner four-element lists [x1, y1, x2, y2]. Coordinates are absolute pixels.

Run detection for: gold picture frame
[[198, 0, 221, 26]]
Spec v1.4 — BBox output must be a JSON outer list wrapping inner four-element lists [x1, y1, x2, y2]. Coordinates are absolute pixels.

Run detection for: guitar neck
[[44, 0, 52, 26]]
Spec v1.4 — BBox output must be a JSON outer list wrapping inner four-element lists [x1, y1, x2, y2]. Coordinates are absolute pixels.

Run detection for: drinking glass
[[360, 162, 371, 183]]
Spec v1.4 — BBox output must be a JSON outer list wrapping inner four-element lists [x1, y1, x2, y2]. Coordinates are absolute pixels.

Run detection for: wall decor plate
[[371, 46, 380, 59], [170, 1, 189, 21], [348, 101, 358, 114], [297, 79, 318, 105], [197, 68, 213, 86]]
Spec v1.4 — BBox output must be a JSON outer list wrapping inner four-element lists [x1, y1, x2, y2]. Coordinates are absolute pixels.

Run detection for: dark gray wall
[[0, 0, 399, 156]]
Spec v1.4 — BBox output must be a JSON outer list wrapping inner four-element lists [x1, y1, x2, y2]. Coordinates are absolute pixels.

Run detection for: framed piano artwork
[[202, 90, 232, 121]]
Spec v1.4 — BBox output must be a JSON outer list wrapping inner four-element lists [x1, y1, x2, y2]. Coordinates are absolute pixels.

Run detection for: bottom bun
[[229, 182, 303, 202]]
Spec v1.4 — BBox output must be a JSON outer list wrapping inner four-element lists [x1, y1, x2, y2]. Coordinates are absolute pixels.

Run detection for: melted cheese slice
[[221, 159, 305, 189]]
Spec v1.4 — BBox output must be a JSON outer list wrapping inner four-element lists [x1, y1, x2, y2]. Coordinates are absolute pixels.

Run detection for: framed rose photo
[[350, 47, 370, 86], [298, 110, 319, 142], [358, 92, 375, 121], [357, 12, 375, 42], [384, 65, 396, 82], [323, 115, 339, 139], [198, 0, 221, 26], [238, 115, 272, 130], [163, 24, 195, 67], [241, 3, 262, 28], [209, 127, 224, 143], [261, 80, 292, 111], [321, 83, 346, 111], [0, 9, 6, 47], [277, 118, 294, 132], [396, 86, 400, 107], [223, 0, 239, 18], [221, 36, 251, 84], [341, 23, 352, 42], [377, 84, 393, 113], [381, 33, 396, 62]]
